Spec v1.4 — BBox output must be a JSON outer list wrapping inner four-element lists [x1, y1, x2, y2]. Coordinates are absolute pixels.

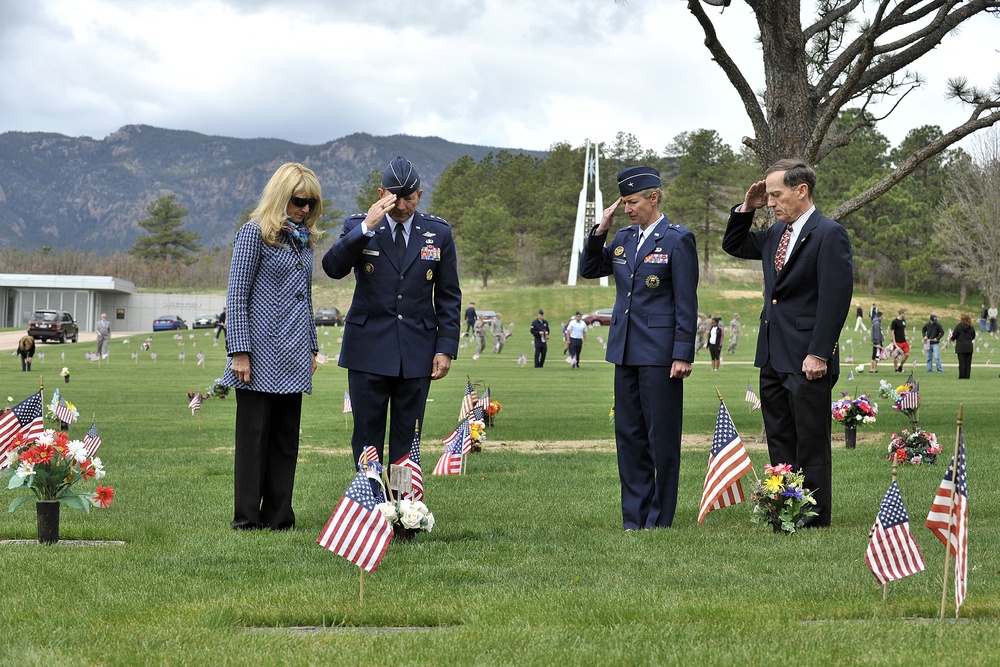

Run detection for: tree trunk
[[959, 283, 967, 307]]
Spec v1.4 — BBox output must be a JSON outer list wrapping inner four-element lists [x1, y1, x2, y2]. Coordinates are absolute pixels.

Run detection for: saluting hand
[[363, 192, 397, 231], [596, 197, 622, 234], [740, 180, 767, 213]]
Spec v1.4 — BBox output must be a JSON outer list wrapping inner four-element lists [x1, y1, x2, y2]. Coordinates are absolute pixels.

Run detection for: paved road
[[0, 330, 145, 353]]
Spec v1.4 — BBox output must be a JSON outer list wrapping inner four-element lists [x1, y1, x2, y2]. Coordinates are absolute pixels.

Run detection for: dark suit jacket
[[722, 206, 853, 375], [322, 210, 462, 378], [580, 215, 699, 366]]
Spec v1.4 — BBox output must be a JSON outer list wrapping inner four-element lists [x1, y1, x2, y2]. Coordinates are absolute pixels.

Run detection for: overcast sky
[[1, 0, 996, 155]]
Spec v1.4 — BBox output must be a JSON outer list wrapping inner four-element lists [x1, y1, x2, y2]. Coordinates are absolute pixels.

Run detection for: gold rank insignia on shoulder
[[614, 246, 625, 256], [645, 275, 660, 289], [426, 269, 434, 280], [364, 263, 374, 274]]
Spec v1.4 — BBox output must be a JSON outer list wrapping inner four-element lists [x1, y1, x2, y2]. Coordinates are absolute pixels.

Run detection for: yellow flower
[[896, 385, 910, 394], [763, 475, 784, 493]]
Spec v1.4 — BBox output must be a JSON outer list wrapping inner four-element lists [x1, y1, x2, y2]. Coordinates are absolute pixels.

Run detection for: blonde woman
[[223, 163, 323, 531]]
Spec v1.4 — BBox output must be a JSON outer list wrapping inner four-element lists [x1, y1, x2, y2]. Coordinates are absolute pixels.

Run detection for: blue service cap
[[617, 166, 661, 195], [381, 156, 421, 196]]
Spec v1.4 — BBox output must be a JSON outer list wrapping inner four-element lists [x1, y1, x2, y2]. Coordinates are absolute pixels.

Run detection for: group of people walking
[[868, 304, 983, 378]]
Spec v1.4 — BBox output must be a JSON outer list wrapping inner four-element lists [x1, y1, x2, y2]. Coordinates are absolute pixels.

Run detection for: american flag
[[317, 470, 394, 573], [343, 390, 352, 413], [395, 427, 424, 501], [188, 393, 201, 416], [434, 420, 467, 475], [744, 385, 761, 411], [925, 430, 968, 610], [901, 382, 919, 410], [847, 370, 855, 381], [476, 387, 491, 413], [55, 397, 76, 425], [82, 421, 102, 457], [459, 379, 478, 421], [864, 481, 926, 586], [197, 352, 205, 366], [358, 445, 380, 468], [0, 392, 45, 460], [697, 402, 754, 524]]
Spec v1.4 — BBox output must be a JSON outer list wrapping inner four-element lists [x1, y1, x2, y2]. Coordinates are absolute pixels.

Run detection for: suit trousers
[[233, 389, 302, 530], [759, 361, 835, 526], [348, 370, 432, 467], [614, 364, 683, 529], [534, 341, 547, 367], [568, 338, 583, 367]]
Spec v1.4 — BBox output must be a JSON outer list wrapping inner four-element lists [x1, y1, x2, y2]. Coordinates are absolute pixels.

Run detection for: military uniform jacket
[[580, 215, 699, 366], [223, 221, 319, 394], [322, 210, 462, 378], [722, 207, 853, 375]]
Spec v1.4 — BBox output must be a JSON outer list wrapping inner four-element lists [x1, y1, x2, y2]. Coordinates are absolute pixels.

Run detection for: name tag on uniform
[[420, 246, 441, 261], [644, 253, 669, 264], [612, 258, 627, 265], [362, 249, 380, 256]]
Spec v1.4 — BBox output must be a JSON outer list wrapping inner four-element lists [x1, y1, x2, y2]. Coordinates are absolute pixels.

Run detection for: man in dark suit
[[323, 156, 462, 468], [722, 158, 853, 527], [464, 302, 477, 337], [581, 166, 699, 531]]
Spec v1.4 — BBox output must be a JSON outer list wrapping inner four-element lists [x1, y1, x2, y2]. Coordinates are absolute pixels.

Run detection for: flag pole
[[359, 568, 365, 604], [938, 403, 963, 621], [716, 387, 760, 483]]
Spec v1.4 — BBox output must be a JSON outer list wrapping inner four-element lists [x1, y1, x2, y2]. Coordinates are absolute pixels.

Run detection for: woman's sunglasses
[[289, 196, 318, 208]]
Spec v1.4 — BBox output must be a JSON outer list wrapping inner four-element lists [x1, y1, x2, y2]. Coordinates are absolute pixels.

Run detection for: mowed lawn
[[1, 290, 999, 666]]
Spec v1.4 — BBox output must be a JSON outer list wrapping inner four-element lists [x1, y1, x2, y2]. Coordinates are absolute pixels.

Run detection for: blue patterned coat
[[222, 221, 319, 394], [322, 210, 462, 378], [580, 216, 699, 366]]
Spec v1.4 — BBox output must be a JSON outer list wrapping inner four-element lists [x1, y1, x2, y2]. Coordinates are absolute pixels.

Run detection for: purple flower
[[780, 487, 804, 501]]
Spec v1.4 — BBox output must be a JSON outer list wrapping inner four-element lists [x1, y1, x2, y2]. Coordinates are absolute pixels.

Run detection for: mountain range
[[0, 125, 546, 254]]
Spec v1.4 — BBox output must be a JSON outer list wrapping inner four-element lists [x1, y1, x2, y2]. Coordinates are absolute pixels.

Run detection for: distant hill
[[0, 125, 546, 254]]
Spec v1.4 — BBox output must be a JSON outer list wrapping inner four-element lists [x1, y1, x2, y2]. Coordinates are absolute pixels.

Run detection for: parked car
[[314, 307, 342, 326], [153, 315, 188, 331], [192, 313, 219, 329], [475, 309, 497, 323], [582, 308, 613, 326], [27, 310, 79, 343]]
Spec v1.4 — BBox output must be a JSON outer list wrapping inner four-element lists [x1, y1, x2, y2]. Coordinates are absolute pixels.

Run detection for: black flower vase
[[36, 501, 60, 544], [845, 426, 857, 449], [64, 375, 70, 383], [392, 524, 417, 542]]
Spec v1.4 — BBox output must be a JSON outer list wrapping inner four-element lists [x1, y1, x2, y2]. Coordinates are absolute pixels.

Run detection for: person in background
[[322, 155, 462, 471], [922, 313, 944, 373], [215, 307, 226, 340], [870, 310, 884, 373], [979, 303, 988, 332], [950, 313, 976, 379], [581, 165, 699, 531], [869, 302, 878, 322], [565, 311, 588, 368], [989, 304, 998, 333], [491, 313, 506, 353], [726, 313, 741, 355], [473, 315, 487, 357], [16, 335, 35, 372], [722, 158, 853, 528], [890, 309, 909, 372], [223, 162, 322, 531], [853, 304, 866, 332], [707, 316, 723, 371], [95, 313, 111, 360], [529, 309, 550, 368], [464, 301, 477, 337]]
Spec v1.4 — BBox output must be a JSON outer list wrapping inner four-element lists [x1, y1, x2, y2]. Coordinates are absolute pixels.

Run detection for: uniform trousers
[[348, 370, 432, 466], [233, 389, 302, 530], [759, 361, 835, 527], [614, 364, 683, 529], [534, 340, 547, 367]]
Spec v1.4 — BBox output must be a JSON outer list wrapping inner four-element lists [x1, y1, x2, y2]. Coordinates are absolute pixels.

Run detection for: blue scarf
[[283, 219, 310, 248]]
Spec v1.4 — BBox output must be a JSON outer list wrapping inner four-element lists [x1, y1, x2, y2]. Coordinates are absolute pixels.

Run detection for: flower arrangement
[[1, 429, 114, 512], [206, 379, 230, 399], [877, 379, 919, 421], [609, 402, 615, 426], [376, 498, 435, 539], [750, 464, 818, 534], [888, 428, 942, 465], [469, 419, 486, 452], [483, 399, 503, 426], [61, 366, 70, 383], [830, 392, 878, 427], [854, 364, 866, 374], [46, 389, 79, 427]]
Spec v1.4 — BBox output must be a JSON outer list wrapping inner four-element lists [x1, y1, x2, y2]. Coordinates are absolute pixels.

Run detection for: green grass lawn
[[1, 289, 998, 666]]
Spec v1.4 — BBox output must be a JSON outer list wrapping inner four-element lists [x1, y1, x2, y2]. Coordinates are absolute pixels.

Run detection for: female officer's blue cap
[[382, 156, 421, 196], [617, 166, 661, 195]]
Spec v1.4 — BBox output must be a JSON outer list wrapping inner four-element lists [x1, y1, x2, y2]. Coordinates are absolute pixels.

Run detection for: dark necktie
[[394, 222, 406, 265], [774, 225, 792, 274]]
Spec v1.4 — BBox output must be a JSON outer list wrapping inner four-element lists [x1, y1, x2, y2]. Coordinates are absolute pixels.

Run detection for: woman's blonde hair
[[251, 163, 324, 248]]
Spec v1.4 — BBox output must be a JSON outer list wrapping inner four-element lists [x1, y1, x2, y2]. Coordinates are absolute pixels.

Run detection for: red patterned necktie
[[774, 224, 792, 274]]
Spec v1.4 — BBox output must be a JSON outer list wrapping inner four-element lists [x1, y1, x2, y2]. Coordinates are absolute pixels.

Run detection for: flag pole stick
[[883, 457, 900, 601], [938, 403, 964, 621], [716, 387, 760, 483]]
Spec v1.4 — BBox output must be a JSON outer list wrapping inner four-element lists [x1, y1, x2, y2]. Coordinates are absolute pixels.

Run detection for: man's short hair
[[765, 158, 816, 197]]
